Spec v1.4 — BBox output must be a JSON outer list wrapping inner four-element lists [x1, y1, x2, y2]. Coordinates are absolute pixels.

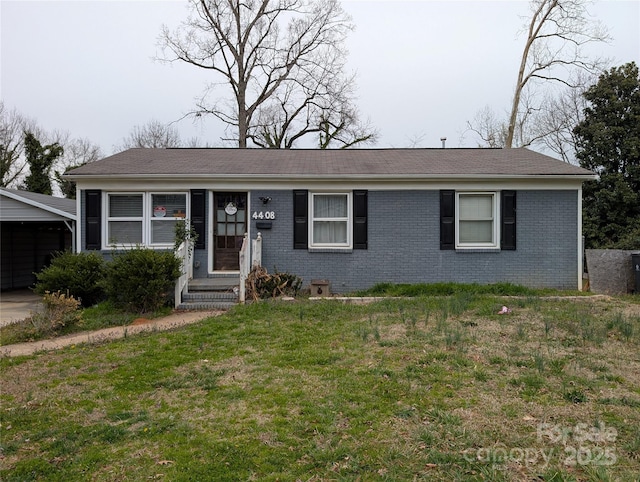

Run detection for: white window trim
[[455, 191, 500, 249], [104, 192, 144, 248], [309, 191, 352, 249], [148, 192, 189, 247], [103, 192, 189, 249]]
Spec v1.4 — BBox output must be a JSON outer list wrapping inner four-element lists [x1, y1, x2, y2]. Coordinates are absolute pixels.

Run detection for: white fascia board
[[0, 190, 77, 221], [74, 175, 593, 192]]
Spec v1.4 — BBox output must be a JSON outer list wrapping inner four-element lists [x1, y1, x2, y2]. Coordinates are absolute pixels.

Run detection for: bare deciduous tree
[[466, 106, 509, 149], [54, 135, 103, 198], [467, 72, 594, 163], [317, 106, 376, 149], [467, 0, 609, 155], [0, 102, 38, 187], [506, 0, 609, 148], [249, 70, 376, 148], [532, 71, 595, 162], [159, 0, 359, 148], [0, 102, 102, 195], [117, 119, 183, 149]]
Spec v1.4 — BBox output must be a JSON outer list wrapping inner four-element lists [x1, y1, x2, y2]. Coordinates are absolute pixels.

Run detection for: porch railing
[[239, 233, 250, 303], [174, 241, 193, 309], [239, 232, 262, 304], [252, 232, 262, 268]]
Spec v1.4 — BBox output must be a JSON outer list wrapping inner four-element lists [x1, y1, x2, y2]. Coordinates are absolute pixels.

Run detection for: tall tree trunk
[[506, 0, 559, 148]]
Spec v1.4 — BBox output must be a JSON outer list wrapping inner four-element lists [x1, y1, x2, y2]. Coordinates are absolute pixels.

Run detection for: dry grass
[[1, 294, 639, 481]]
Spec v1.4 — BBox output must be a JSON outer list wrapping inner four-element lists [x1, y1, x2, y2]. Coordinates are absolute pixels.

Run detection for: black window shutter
[[85, 190, 101, 250], [353, 190, 368, 249], [440, 190, 455, 250], [191, 189, 206, 249], [293, 190, 308, 249], [501, 190, 517, 250]]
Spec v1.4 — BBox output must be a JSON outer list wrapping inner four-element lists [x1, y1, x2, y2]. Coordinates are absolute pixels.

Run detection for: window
[[107, 194, 143, 245], [293, 190, 366, 250], [104, 192, 188, 248], [150, 194, 187, 245], [310, 193, 351, 247], [456, 192, 499, 248]]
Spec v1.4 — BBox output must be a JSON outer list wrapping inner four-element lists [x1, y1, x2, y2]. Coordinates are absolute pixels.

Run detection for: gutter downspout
[[577, 187, 583, 291]]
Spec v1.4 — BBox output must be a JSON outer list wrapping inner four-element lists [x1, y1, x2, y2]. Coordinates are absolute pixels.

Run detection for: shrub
[[104, 247, 182, 313], [34, 251, 106, 307], [29, 291, 82, 335]]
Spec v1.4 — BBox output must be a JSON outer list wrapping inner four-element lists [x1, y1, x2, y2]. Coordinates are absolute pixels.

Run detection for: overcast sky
[[1, 0, 638, 156]]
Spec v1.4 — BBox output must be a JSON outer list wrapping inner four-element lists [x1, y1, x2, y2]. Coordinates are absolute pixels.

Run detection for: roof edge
[[0, 189, 77, 221], [66, 173, 598, 182]]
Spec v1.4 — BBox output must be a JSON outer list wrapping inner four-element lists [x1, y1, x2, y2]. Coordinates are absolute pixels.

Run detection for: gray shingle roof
[[67, 147, 595, 178], [0, 188, 76, 217]]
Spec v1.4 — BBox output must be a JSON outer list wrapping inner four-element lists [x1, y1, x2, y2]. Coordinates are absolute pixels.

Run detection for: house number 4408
[[252, 211, 276, 220]]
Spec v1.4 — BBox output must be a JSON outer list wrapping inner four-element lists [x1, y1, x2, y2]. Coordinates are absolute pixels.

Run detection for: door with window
[[213, 192, 247, 270]]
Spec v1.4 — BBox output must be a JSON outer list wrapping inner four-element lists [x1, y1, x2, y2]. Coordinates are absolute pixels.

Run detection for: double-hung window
[[150, 193, 187, 245], [456, 192, 499, 248], [105, 192, 187, 248], [107, 194, 143, 246], [310, 192, 351, 248]]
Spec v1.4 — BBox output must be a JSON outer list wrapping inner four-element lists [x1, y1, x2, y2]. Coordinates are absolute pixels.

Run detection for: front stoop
[[177, 274, 240, 311]]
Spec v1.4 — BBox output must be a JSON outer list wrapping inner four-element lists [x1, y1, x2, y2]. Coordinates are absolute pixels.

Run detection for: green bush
[[34, 251, 106, 307], [104, 248, 182, 313]]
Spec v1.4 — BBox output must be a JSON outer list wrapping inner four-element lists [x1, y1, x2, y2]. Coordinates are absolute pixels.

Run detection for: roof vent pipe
[[440, 137, 447, 148]]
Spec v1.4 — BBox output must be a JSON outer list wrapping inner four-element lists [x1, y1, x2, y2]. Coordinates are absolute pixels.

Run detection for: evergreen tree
[[575, 62, 640, 248], [23, 131, 63, 195], [55, 164, 83, 199]]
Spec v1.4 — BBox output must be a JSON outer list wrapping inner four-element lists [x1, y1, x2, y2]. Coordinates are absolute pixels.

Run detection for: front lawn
[[0, 301, 172, 346], [1, 294, 639, 480]]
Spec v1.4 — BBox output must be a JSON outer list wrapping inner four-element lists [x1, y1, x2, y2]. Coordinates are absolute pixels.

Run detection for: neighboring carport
[[1, 188, 76, 290]]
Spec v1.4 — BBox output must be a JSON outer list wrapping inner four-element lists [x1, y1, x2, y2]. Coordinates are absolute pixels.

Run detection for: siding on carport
[[0, 196, 70, 222], [1, 191, 76, 290]]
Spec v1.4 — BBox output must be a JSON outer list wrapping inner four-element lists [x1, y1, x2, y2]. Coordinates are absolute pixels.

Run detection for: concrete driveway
[[0, 290, 43, 327]]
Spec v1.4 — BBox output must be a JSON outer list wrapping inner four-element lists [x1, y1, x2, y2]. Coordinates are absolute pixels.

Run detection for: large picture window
[[456, 192, 499, 248], [310, 193, 351, 247], [104, 192, 187, 248]]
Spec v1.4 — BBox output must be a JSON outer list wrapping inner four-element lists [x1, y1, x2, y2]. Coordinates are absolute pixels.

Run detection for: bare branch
[[157, 0, 362, 148], [116, 119, 184, 150], [504, 0, 610, 148]]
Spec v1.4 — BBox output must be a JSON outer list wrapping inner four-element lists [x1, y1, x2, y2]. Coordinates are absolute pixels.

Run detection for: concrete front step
[[179, 274, 241, 311], [177, 301, 237, 311], [182, 291, 238, 302], [188, 277, 240, 292]]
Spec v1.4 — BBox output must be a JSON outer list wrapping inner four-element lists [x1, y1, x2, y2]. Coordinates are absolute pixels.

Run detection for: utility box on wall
[[310, 279, 330, 297]]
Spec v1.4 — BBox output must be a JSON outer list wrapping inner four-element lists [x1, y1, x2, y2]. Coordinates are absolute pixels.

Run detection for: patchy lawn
[[1, 295, 639, 481]]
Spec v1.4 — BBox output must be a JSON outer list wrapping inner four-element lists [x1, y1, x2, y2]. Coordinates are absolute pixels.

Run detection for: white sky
[[1, 0, 639, 155]]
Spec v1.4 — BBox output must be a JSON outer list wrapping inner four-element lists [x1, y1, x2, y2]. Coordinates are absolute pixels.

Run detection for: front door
[[213, 192, 247, 271]]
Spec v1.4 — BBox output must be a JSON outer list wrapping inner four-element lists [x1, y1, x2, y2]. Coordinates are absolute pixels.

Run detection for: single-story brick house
[[66, 147, 596, 297]]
